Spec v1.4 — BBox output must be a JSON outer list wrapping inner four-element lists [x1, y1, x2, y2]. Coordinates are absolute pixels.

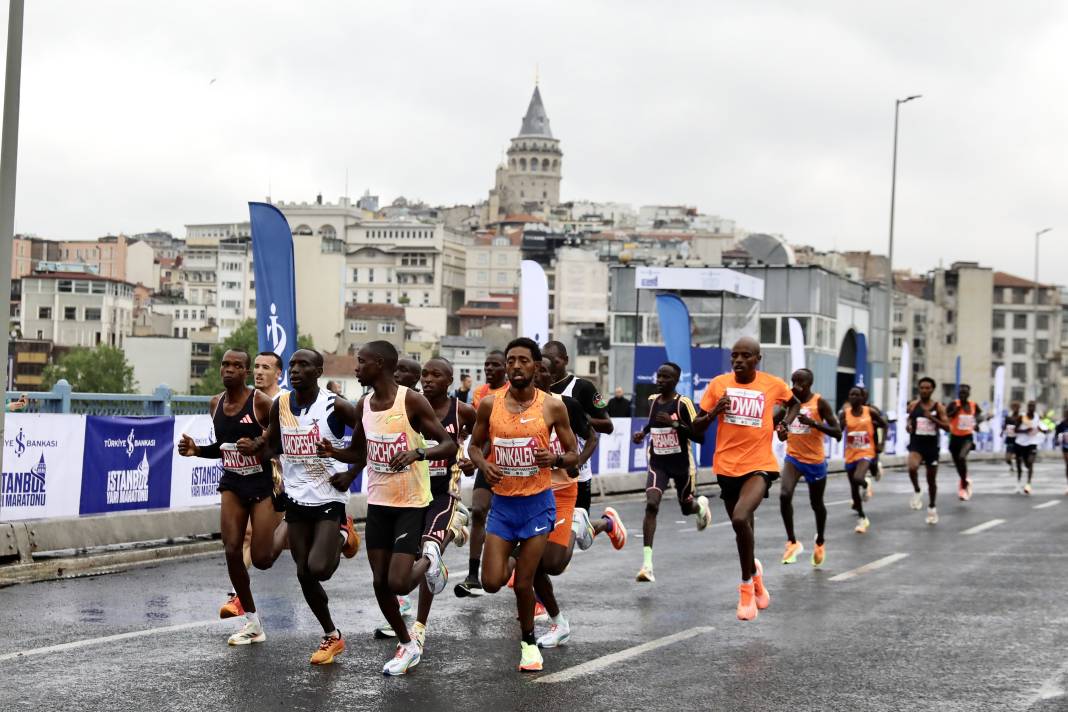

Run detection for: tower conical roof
[[518, 86, 553, 138]]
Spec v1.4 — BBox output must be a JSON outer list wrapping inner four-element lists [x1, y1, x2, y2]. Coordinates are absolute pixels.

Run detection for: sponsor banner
[[0, 414, 86, 522], [80, 416, 174, 515], [594, 418, 631, 475], [170, 414, 223, 510], [520, 260, 550, 344], [634, 266, 764, 300]]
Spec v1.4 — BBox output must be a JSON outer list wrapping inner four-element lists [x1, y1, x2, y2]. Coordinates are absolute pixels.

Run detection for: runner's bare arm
[[238, 399, 279, 457], [468, 396, 503, 484], [588, 413, 614, 435], [946, 400, 960, 417], [331, 396, 359, 429], [252, 390, 273, 428], [779, 396, 803, 428], [183, 394, 223, 458], [932, 403, 951, 430], [576, 428, 598, 469], [814, 397, 842, 440], [536, 396, 578, 470], [320, 398, 365, 463], [389, 390, 457, 470]]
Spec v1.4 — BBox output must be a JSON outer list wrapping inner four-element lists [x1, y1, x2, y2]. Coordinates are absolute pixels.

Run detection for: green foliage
[[41, 346, 137, 394], [193, 319, 315, 395]]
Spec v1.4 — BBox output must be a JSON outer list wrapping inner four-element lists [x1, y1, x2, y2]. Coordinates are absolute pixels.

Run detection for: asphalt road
[[2, 460, 1066, 711]]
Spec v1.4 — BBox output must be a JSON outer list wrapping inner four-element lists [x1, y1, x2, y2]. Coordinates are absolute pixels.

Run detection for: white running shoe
[[909, 492, 924, 510], [1023, 483, 1033, 495], [536, 616, 571, 648], [926, 507, 939, 525], [227, 621, 265, 646], [424, 544, 448, 595], [449, 501, 471, 541], [572, 507, 595, 550], [696, 495, 712, 531], [382, 641, 421, 676], [453, 525, 469, 549], [397, 595, 412, 616], [412, 621, 426, 652], [864, 475, 874, 501]]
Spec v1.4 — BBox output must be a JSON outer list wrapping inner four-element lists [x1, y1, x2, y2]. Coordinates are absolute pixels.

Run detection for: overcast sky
[[3, 1, 1066, 284]]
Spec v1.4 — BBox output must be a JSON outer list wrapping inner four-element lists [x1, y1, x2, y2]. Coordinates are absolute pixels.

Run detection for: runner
[[906, 377, 949, 524], [543, 341, 613, 514], [631, 362, 709, 583], [837, 385, 887, 538], [455, 350, 508, 598], [1014, 400, 1046, 495], [395, 358, 422, 389], [859, 387, 885, 493], [321, 340, 457, 675], [693, 336, 800, 621], [1004, 401, 1023, 479], [1056, 407, 1068, 495], [947, 383, 982, 501], [776, 369, 840, 567], [467, 337, 580, 672], [177, 349, 278, 645], [238, 349, 358, 665]]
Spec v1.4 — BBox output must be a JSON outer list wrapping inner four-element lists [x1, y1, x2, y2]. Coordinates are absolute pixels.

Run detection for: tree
[[41, 346, 137, 394], [193, 319, 315, 395]]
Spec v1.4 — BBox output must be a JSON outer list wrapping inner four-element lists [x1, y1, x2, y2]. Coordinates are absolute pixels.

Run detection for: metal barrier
[[4, 381, 211, 416]]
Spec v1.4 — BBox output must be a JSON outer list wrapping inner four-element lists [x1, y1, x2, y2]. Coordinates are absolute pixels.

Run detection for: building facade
[[19, 272, 134, 349]]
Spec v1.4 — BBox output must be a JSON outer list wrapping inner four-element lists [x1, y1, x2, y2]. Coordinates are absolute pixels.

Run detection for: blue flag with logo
[[249, 202, 298, 388], [655, 294, 694, 400]]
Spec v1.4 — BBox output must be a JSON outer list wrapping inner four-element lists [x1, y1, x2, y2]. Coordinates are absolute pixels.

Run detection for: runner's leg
[[220, 492, 255, 612], [248, 497, 281, 570], [926, 464, 938, 509], [467, 487, 492, 583], [481, 532, 516, 593], [724, 475, 768, 581], [779, 461, 800, 544], [513, 534, 549, 642], [849, 460, 869, 520], [288, 518, 340, 634], [808, 477, 827, 546], [369, 548, 411, 644], [908, 451, 922, 494]]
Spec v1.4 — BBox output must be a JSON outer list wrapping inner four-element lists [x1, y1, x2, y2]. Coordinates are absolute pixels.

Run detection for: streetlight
[[1033, 227, 1052, 403], [883, 94, 922, 413]]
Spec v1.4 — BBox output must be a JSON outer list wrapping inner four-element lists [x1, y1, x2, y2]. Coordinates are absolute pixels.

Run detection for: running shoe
[[382, 641, 421, 676], [696, 495, 712, 531], [341, 515, 360, 558], [454, 577, 485, 597], [412, 621, 426, 652], [811, 540, 825, 568], [736, 582, 758, 621], [781, 540, 802, 564], [1024, 483, 1033, 495], [573, 507, 595, 551], [219, 593, 245, 619], [909, 492, 924, 510], [507, 569, 516, 588], [453, 525, 469, 549], [926, 507, 939, 525], [374, 623, 397, 640], [864, 475, 874, 501], [534, 601, 549, 622], [227, 621, 265, 646], [310, 632, 345, 665], [518, 641, 543, 672], [854, 516, 870, 534], [752, 559, 770, 610], [537, 615, 571, 648], [965, 480, 973, 500], [635, 566, 655, 583], [424, 545, 448, 595], [449, 502, 471, 543], [398, 595, 412, 616], [602, 507, 627, 550], [957, 483, 968, 501]]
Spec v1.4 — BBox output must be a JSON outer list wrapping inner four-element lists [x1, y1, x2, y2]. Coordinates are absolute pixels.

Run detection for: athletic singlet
[[910, 402, 940, 438], [278, 389, 347, 506], [426, 397, 461, 498], [1016, 415, 1043, 447], [844, 405, 877, 464], [362, 385, 431, 508], [209, 387, 267, 476], [645, 393, 697, 470], [699, 371, 794, 476], [950, 400, 977, 436], [547, 393, 585, 491], [558, 376, 594, 483], [785, 393, 825, 465], [473, 382, 508, 409], [489, 389, 552, 497], [1004, 415, 1019, 440]]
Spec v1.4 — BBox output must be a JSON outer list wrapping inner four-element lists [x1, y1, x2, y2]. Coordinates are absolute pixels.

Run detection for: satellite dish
[[739, 233, 795, 265]]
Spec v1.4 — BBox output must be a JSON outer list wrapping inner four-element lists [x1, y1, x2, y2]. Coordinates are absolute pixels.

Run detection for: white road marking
[[1021, 660, 1068, 707], [1034, 500, 1061, 510], [829, 553, 909, 582], [826, 499, 852, 507], [961, 518, 1006, 535], [0, 619, 228, 663], [535, 626, 715, 684]]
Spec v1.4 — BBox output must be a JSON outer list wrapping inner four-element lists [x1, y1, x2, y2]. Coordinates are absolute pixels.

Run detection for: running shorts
[[908, 435, 940, 467], [217, 471, 273, 506], [949, 434, 973, 459], [486, 489, 556, 542], [365, 504, 425, 556], [716, 471, 779, 501], [576, 479, 592, 513], [281, 495, 346, 523], [784, 454, 828, 484], [646, 464, 695, 503], [548, 483, 578, 547], [844, 458, 873, 477], [422, 491, 458, 546], [1015, 443, 1037, 460], [1005, 437, 1016, 450]]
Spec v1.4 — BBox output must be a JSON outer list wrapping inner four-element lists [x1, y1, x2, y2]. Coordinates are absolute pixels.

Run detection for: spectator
[[325, 380, 344, 396], [6, 393, 27, 413], [455, 374, 472, 403], [606, 386, 632, 417]]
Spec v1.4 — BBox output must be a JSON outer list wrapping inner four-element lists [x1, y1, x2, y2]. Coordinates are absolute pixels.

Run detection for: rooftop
[[994, 271, 1053, 289], [518, 85, 553, 138], [323, 353, 357, 378], [345, 303, 405, 319]]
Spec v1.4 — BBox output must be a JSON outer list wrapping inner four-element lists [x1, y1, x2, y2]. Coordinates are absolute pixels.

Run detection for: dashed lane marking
[[961, 518, 1006, 535], [0, 619, 228, 663], [1034, 500, 1060, 510], [535, 626, 715, 684], [829, 553, 909, 582]]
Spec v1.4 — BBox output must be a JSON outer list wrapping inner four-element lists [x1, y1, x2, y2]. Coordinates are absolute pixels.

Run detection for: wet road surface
[[2, 460, 1066, 711]]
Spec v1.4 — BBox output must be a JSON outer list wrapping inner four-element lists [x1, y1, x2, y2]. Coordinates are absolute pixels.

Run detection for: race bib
[[1005, 424, 1016, 437], [847, 430, 871, 451], [725, 387, 765, 428], [916, 417, 937, 436], [425, 439, 448, 477], [956, 414, 975, 431], [493, 436, 539, 477], [650, 427, 682, 455], [366, 431, 411, 474], [788, 408, 812, 435], [281, 424, 321, 463], [220, 443, 261, 476]]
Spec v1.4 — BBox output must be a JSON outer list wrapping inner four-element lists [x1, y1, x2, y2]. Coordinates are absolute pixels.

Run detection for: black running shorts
[[715, 471, 779, 501], [217, 472, 273, 506], [365, 504, 425, 556]]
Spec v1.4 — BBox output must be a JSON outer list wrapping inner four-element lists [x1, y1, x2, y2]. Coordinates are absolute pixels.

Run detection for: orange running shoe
[[602, 507, 627, 550], [219, 593, 244, 619], [534, 601, 549, 622], [752, 559, 771, 610], [781, 540, 802, 564], [811, 541, 826, 567], [341, 515, 360, 558], [736, 582, 758, 621], [507, 569, 516, 589], [310, 632, 345, 665]]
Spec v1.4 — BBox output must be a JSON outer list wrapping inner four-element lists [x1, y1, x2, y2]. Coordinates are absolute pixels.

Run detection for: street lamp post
[[1033, 227, 1052, 404], [883, 95, 922, 413]]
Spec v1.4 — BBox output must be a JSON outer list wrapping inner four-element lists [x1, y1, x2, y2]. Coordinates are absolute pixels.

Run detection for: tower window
[[520, 158, 527, 171], [542, 158, 549, 171], [531, 161, 538, 172]]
